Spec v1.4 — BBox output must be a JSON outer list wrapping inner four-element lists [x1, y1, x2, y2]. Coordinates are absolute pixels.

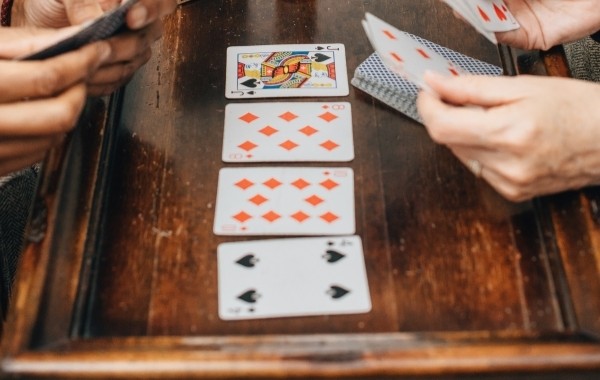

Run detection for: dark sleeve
[[591, 30, 600, 43]]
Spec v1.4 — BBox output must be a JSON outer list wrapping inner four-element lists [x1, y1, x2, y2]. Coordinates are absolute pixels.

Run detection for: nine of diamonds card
[[225, 44, 349, 99], [213, 167, 355, 236], [222, 102, 354, 163]]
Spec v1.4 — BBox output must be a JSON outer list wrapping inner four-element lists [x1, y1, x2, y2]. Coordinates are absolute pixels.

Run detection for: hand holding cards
[[355, 12, 502, 121], [362, 12, 465, 91], [20, 0, 138, 61], [442, 0, 520, 44]]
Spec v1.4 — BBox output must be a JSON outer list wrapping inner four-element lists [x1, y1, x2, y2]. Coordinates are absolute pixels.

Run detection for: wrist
[[1, 0, 13, 27]]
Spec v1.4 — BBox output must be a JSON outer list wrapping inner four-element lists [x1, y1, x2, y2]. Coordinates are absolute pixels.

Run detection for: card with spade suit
[[217, 235, 371, 320], [225, 44, 349, 99]]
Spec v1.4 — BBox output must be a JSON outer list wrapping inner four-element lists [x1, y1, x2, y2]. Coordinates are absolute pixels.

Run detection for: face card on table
[[213, 167, 355, 236], [20, 0, 138, 60], [222, 102, 354, 163], [225, 44, 349, 99], [217, 236, 371, 320], [363, 13, 464, 89]]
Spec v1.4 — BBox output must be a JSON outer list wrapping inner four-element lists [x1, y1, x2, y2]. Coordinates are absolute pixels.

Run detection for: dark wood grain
[[85, 0, 537, 337], [1, 0, 599, 378]]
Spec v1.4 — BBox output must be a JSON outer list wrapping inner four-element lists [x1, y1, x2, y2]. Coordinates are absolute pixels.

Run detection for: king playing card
[[222, 102, 354, 163], [217, 236, 371, 320], [225, 44, 349, 98], [213, 167, 355, 236]]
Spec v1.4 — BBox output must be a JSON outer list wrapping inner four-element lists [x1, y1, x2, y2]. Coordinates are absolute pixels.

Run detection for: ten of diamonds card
[[213, 167, 355, 236]]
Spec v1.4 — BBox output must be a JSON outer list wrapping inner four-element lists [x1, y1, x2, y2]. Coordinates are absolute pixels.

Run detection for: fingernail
[[129, 4, 148, 29]]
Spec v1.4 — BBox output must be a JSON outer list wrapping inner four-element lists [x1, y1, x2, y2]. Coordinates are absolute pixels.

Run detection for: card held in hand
[[225, 44, 349, 99], [213, 167, 355, 236], [217, 236, 371, 320], [363, 12, 465, 90], [352, 17, 502, 123], [20, 0, 138, 61], [442, 0, 520, 43]]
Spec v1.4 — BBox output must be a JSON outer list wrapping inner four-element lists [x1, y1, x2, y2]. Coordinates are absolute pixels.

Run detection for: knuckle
[[426, 118, 450, 143], [52, 97, 84, 133], [419, 113, 446, 143], [507, 168, 534, 187], [30, 66, 62, 96], [499, 186, 526, 202], [507, 120, 540, 151], [427, 127, 445, 143]]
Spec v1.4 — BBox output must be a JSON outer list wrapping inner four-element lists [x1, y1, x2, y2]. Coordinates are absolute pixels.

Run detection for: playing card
[[442, 0, 519, 43], [442, 0, 498, 43], [461, 0, 519, 32], [225, 44, 349, 99], [213, 167, 355, 236], [20, 0, 138, 61], [217, 235, 371, 320], [363, 13, 464, 90], [351, 33, 502, 122], [222, 102, 354, 163]]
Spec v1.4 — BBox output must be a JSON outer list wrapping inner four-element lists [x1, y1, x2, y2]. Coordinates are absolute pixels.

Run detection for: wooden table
[[2, 0, 600, 378]]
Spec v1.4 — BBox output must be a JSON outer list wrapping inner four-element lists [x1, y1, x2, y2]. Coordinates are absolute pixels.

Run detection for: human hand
[[443, 0, 600, 50], [13, 0, 177, 29], [12, 0, 177, 96], [416, 72, 600, 201], [0, 28, 111, 176], [499, 0, 600, 50]]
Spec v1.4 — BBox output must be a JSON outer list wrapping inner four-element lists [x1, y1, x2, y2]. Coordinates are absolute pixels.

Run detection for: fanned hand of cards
[[442, 0, 520, 44], [20, 0, 138, 61]]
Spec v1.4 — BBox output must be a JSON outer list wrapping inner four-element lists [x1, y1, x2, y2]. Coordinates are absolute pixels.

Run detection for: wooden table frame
[[2, 1, 600, 378]]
